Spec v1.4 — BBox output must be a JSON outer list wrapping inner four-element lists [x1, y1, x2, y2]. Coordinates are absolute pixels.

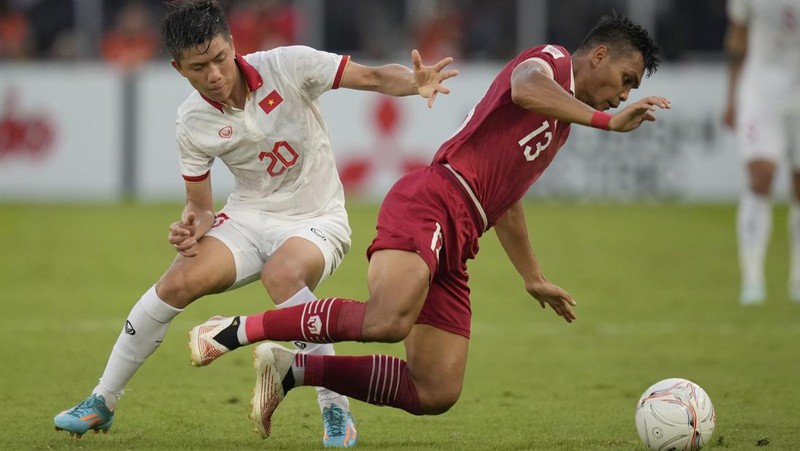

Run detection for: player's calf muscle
[[361, 307, 417, 342]]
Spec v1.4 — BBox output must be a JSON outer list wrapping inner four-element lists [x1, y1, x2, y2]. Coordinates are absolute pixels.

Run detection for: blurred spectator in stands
[[0, 0, 34, 58], [227, 0, 302, 55], [547, 0, 627, 50], [461, 0, 515, 60], [412, 0, 464, 61], [25, 0, 72, 58], [101, 1, 158, 70], [655, 0, 726, 60], [323, 0, 405, 59], [322, 0, 363, 56], [49, 28, 81, 60]]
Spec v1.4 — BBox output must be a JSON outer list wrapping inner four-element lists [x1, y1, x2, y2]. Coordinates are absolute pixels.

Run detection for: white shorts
[[737, 107, 800, 167], [205, 207, 352, 291]]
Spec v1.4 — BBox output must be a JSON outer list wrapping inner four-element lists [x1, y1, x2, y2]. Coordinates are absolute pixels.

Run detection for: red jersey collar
[[200, 54, 264, 113]]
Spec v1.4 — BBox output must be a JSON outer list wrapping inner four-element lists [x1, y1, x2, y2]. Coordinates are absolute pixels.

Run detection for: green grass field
[[1, 201, 798, 450]]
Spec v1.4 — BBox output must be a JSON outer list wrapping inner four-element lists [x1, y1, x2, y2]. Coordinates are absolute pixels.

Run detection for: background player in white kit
[[723, 0, 800, 305], [53, 0, 457, 447]]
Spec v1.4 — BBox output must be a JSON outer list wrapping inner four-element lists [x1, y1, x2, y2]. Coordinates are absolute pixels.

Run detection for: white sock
[[276, 286, 349, 412], [789, 200, 800, 292], [92, 285, 182, 410], [737, 191, 772, 289]]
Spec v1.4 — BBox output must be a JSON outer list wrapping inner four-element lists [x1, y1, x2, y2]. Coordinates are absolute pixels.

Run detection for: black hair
[[160, 0, 230, 61], [577, 12, 661, 77]]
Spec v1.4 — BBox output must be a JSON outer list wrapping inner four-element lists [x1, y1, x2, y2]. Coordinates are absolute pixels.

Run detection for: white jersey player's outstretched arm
[[338, 50, 458, 108]]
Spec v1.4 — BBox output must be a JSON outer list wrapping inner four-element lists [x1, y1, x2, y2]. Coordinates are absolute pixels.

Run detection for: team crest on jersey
[[218, 126, 232, 138], [218, 125, 233, 139]]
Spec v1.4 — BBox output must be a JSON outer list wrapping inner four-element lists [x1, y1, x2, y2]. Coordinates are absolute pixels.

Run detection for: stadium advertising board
[[2, 62, 778, 202], [0, 65, 122, 201]]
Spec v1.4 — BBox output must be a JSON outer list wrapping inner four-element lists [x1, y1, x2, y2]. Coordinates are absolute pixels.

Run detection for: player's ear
[[171, 59, 186, 77], [229, 34, 237, 54], [590, 45, 609, 68]]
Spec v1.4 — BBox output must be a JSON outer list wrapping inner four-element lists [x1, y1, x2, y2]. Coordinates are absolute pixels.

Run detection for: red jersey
[[432, 45, 575, 228]]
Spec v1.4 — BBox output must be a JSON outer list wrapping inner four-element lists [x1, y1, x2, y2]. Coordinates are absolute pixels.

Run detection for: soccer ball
[[634, 378, 716, 451]]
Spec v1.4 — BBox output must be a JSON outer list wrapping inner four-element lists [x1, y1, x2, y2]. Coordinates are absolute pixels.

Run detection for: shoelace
[[323, 407, 347, 436], [67, 396, 103, 417]]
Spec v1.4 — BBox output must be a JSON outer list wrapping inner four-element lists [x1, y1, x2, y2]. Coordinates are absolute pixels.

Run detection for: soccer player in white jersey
[[53, 0, 457, 447], [723, 0, 800, 305]]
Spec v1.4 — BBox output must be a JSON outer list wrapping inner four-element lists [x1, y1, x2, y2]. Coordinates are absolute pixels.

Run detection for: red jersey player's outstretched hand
[[411, 49, 459, 108], [609, 96, 672, 132], [526, 277, 577, 323]]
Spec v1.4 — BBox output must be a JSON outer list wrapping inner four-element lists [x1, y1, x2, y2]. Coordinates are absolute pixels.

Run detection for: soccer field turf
[[1, 202, 798, 450]]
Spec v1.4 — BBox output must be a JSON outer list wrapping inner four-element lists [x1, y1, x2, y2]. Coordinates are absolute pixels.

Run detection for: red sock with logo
[[244, 298, 366, 344], [294, 353, 423, 415]]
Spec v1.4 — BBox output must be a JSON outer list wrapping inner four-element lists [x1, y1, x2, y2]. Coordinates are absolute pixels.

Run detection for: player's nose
[[207, 64, 223, 83]]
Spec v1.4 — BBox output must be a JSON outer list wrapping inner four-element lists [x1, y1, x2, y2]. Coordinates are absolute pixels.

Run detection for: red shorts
[[366, 165, 483, 338]]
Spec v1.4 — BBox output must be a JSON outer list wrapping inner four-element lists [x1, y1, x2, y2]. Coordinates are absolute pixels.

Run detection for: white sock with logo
[[788, 199, 800, 297], [737, 191, 772, 290], [92, 285, 182, 410], [274, 286, 350, 412]]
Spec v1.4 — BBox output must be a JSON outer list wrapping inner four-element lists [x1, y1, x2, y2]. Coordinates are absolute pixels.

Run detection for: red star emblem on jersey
[[259, 90, 283, 115]]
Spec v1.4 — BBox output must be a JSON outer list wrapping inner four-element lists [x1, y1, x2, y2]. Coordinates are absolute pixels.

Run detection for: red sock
[[298, 354, 424, 415], [244, 298, 366, 344]]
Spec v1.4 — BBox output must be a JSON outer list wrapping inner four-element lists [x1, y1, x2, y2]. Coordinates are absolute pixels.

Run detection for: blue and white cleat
[[54, 394, 114, 438], [740, 283, 765, 306], [322, 404, 358, 448]]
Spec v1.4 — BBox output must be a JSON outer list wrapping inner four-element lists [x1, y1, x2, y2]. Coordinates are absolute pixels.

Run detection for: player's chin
[[204, 87, 227, 101]]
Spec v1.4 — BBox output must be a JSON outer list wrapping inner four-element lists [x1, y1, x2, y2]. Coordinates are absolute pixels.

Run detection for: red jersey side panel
[[432, 45, 574, 227]]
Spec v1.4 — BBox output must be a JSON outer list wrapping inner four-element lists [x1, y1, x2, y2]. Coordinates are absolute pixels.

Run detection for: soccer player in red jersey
[[189, 12, 670, 434]]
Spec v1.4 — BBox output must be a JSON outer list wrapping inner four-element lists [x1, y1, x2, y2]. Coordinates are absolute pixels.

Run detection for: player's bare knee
[[749, 182, 772, 196], [157, 272, 202, 307], [261, 262, 304, 303], [747, 163, 775, 195], [412, 374, 463, 415], [420, 391, 460, 415]]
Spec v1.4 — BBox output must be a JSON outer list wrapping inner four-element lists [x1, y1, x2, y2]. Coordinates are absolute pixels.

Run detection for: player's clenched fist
[[168, 211, 198, 257]]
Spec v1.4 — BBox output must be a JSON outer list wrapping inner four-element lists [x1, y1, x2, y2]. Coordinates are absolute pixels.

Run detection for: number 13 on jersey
[[519, 121, 552, 162]]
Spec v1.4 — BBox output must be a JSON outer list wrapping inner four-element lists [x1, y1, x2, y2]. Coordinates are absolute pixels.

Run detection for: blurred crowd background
[[0, 0, 741, 203], [1, 0, 726, 68]]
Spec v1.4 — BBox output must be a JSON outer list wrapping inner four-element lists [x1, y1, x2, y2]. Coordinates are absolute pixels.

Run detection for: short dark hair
[[577, 12, 661, 77], [160, 0, 230, 61]]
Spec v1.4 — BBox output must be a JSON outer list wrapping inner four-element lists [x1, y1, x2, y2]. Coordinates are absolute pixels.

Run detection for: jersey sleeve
[[277, 45, 350, 100], [516, 45, 573, 89], [727, 0, 751, 25], [176, 122, 212, 181]]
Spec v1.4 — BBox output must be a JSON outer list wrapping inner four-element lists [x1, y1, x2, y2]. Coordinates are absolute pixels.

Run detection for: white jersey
[[175, 46, 350, 219], [728, 0, 800, 110]]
